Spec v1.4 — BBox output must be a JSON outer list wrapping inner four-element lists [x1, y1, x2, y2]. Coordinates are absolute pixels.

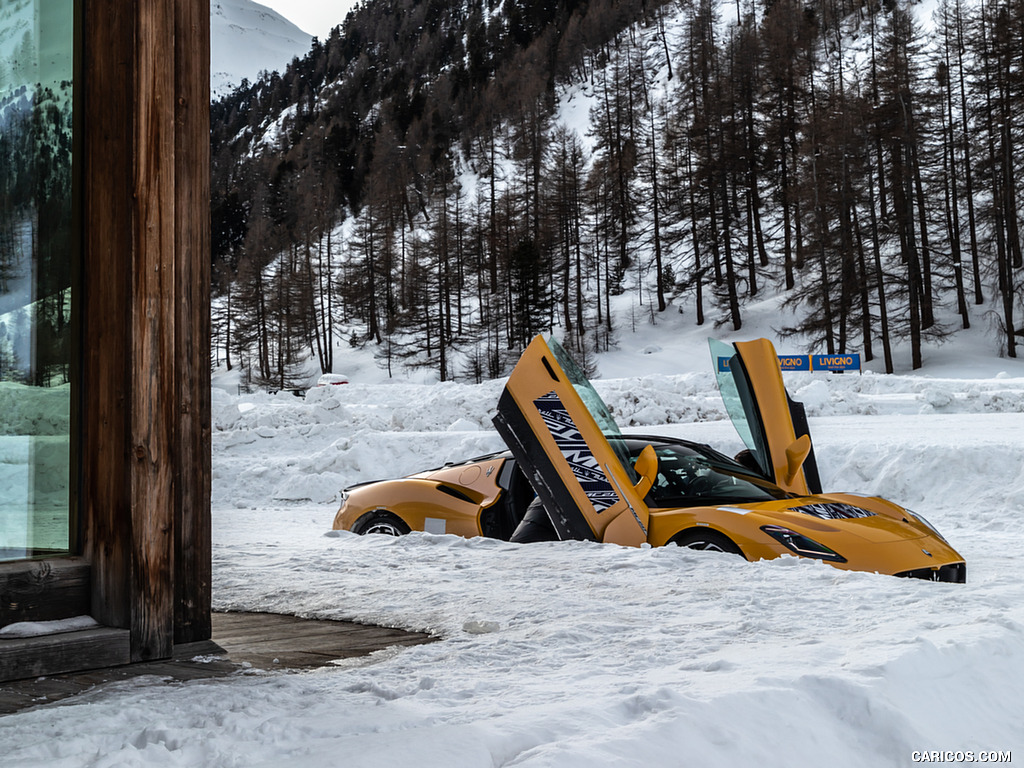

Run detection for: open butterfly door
[[710, 338, 823, 496], [492, 336, 652, 547]]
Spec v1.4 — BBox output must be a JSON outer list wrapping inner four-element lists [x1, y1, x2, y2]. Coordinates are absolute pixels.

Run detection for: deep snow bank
[[1, 370, 1020, 767]]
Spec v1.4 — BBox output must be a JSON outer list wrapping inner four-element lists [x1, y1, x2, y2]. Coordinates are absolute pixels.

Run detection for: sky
[[256, 0, 360, 39]]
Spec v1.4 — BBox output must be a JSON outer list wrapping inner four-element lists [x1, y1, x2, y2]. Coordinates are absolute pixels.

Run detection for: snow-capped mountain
[[211, 0, 312, 98]]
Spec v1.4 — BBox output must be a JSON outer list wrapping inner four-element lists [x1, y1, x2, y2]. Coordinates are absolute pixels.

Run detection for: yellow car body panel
[[333, 457, 506, 538], [713, 337, 823, 495]]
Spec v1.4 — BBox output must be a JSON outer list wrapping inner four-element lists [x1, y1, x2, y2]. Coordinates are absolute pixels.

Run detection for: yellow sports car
[[333, 336, 966, 582]]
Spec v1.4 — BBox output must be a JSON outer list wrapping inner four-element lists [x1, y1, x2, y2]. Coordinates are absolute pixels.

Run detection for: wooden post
[[174, 0, 212, 645], [129, 0, 177, 663], [81, 0, 135, 638], [81, 0, 210, 663]]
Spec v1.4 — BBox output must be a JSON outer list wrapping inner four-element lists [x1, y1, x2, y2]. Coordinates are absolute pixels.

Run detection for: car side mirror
[[783, 434, 812, 487], [633, 444, 658, 499]]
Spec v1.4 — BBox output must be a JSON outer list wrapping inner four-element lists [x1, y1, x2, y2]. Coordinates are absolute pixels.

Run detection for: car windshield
[[548, 337, 637, 483], [632, 440, 790, 507]]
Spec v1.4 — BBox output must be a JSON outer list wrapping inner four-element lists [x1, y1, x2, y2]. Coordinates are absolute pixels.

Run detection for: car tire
[[356, 511, 411, 536], [671, 529, 745, 558]]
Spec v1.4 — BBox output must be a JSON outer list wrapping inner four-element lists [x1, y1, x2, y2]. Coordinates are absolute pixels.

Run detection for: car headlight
[[906, 509, 948, 544], [761, 525, 847, 563]]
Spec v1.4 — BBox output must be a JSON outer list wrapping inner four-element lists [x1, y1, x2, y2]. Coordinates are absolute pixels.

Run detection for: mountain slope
[[209, 0, 1024, 384], [211, 0, 312, 97]]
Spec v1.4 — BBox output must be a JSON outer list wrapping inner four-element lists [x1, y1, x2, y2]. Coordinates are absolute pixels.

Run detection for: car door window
[[548, 337, 636, 484]]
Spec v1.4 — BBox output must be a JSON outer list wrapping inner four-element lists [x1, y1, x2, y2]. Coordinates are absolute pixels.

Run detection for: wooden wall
[[0, 0, 210, 681]]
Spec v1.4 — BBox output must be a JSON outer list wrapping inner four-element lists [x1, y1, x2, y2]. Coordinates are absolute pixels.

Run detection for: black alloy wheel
[[358, 511, 411, 536]]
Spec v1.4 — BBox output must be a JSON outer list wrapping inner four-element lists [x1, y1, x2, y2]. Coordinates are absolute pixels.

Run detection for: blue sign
[[812, 354, 861, 372], [778, 355, 810, 371], [717, 355, 810, 372], [717, 353, 860, 373]]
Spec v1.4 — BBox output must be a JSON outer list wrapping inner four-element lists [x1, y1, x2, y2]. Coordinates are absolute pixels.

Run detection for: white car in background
[[316, 374, 349, 387]]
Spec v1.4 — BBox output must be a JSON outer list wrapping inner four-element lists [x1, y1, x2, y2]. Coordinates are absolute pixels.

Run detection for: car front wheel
[[356, 511, 411, 536], [671, 529, 745, 558]]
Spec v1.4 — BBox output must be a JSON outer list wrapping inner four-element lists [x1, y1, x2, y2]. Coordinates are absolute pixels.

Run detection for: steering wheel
[[688, 476, 716, 496]]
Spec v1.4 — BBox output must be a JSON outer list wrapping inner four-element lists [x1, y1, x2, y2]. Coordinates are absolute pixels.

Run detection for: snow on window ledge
[[0, 616, 100, 639]]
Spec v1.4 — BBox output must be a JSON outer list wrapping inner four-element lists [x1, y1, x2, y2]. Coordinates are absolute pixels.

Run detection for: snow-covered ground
[[1, 323, 1023, 766]]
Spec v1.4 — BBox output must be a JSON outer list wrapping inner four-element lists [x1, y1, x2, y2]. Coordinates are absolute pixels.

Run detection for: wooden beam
[[129, 0, 177, 663], [82, 0, 191, 661], [0, 628, 130, 681], [81, 0, 134, 635], [173, 0, 213, 646]]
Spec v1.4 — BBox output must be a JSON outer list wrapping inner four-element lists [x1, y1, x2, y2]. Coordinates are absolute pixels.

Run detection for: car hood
[[749, 493, 932, 544]]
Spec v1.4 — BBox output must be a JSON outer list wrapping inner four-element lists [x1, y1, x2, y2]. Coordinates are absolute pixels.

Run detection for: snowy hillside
[[209, 0, 1024, 389], [210, 0, 312, 97], [1, 322, 1022, 764]]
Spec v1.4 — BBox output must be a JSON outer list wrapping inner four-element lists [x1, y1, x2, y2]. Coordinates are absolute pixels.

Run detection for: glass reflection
[[0, 0, 75, 560]]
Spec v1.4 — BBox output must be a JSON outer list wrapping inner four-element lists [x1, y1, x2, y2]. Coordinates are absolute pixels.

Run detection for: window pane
[[0, 0, 75, 561], [548, 337, 637, 483]]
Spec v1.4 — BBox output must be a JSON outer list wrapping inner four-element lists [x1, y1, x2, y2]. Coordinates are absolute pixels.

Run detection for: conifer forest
[[209, 0, 1024, 385]]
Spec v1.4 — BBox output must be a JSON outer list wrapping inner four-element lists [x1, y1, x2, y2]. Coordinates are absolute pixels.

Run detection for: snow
[[0, 616, 99, 639], [211, 0, 312, 98], [2, 319, 1023, 766], [253, 1, 361, 40], [0, 382, 71, 553]]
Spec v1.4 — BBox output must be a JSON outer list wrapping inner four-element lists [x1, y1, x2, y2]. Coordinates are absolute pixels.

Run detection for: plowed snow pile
[[2, 369, 1022, 766]]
